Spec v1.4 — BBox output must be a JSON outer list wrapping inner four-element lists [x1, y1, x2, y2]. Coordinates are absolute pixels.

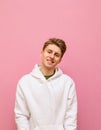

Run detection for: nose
[[50, 53, 54, 58]]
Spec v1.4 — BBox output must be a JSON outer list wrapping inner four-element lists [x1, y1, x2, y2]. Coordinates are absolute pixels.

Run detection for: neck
[[40, 65, 55, 76]]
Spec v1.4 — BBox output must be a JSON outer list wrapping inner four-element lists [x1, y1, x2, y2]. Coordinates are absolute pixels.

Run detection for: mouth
[[47, 59, 54, 64]]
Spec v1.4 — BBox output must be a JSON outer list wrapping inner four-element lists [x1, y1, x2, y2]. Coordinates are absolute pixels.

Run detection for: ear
[[40, 50, 43, 58]]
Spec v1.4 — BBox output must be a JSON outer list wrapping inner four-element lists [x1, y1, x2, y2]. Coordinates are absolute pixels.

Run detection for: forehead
[[44, 44, 61, 54]]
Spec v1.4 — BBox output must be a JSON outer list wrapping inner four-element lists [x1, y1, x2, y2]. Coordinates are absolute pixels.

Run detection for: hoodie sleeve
[[14, 81, 31, 130], [63, 81, 77, 130]]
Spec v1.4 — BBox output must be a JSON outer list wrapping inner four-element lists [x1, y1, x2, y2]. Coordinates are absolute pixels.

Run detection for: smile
[[47, 59, 54, 63]]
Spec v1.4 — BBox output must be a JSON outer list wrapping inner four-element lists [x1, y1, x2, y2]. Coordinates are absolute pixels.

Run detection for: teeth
[[47, 59, 54, 63], [47, 58, 54, 63]]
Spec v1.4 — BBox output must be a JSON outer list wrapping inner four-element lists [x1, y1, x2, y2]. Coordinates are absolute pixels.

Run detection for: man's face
[[41, 44, 62, 69]]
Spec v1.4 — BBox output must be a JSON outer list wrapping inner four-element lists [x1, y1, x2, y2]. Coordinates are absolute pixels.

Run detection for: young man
[[14, 38, 77, 130]]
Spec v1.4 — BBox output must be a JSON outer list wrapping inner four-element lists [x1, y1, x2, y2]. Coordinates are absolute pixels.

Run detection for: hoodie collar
[[30, 64, 63, 80]]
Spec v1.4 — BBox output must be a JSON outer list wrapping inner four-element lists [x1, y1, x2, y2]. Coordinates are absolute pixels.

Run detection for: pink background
[[0, 0, 101, 130]]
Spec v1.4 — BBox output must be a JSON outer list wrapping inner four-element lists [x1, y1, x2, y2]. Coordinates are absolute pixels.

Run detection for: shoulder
[[56, 67, 75, 85], [17, 74, 31, 85], [16, 74, 33, 92], [62, 73, 74, 82], [61, 73, 76, 89]]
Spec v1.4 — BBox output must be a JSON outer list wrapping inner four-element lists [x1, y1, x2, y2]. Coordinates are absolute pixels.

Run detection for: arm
[[64, 81, 77, 130], [14, 82, 30, 130]]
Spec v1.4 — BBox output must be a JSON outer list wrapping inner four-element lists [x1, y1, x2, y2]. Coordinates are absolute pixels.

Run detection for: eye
[[55, 53, 61, 57], [47, 50, 52, 53]]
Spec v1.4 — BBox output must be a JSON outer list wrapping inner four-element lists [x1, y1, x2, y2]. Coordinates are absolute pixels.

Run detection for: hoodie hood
[[30, 64, 63, 80]]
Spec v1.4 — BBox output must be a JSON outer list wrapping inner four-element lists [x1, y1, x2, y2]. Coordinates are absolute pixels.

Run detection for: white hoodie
[[14, 64, 77, 130]]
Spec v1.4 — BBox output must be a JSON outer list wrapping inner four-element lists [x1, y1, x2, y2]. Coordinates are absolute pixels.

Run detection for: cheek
[[41, 51, 45, 57], [55, 58, 61, 63], [41, 52, 48, 60], [57, 58, 61, 63], [40, 53, 45, 61]]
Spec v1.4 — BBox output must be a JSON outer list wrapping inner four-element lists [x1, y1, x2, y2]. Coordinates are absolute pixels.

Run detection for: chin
[[45, 64, 55, 69]]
